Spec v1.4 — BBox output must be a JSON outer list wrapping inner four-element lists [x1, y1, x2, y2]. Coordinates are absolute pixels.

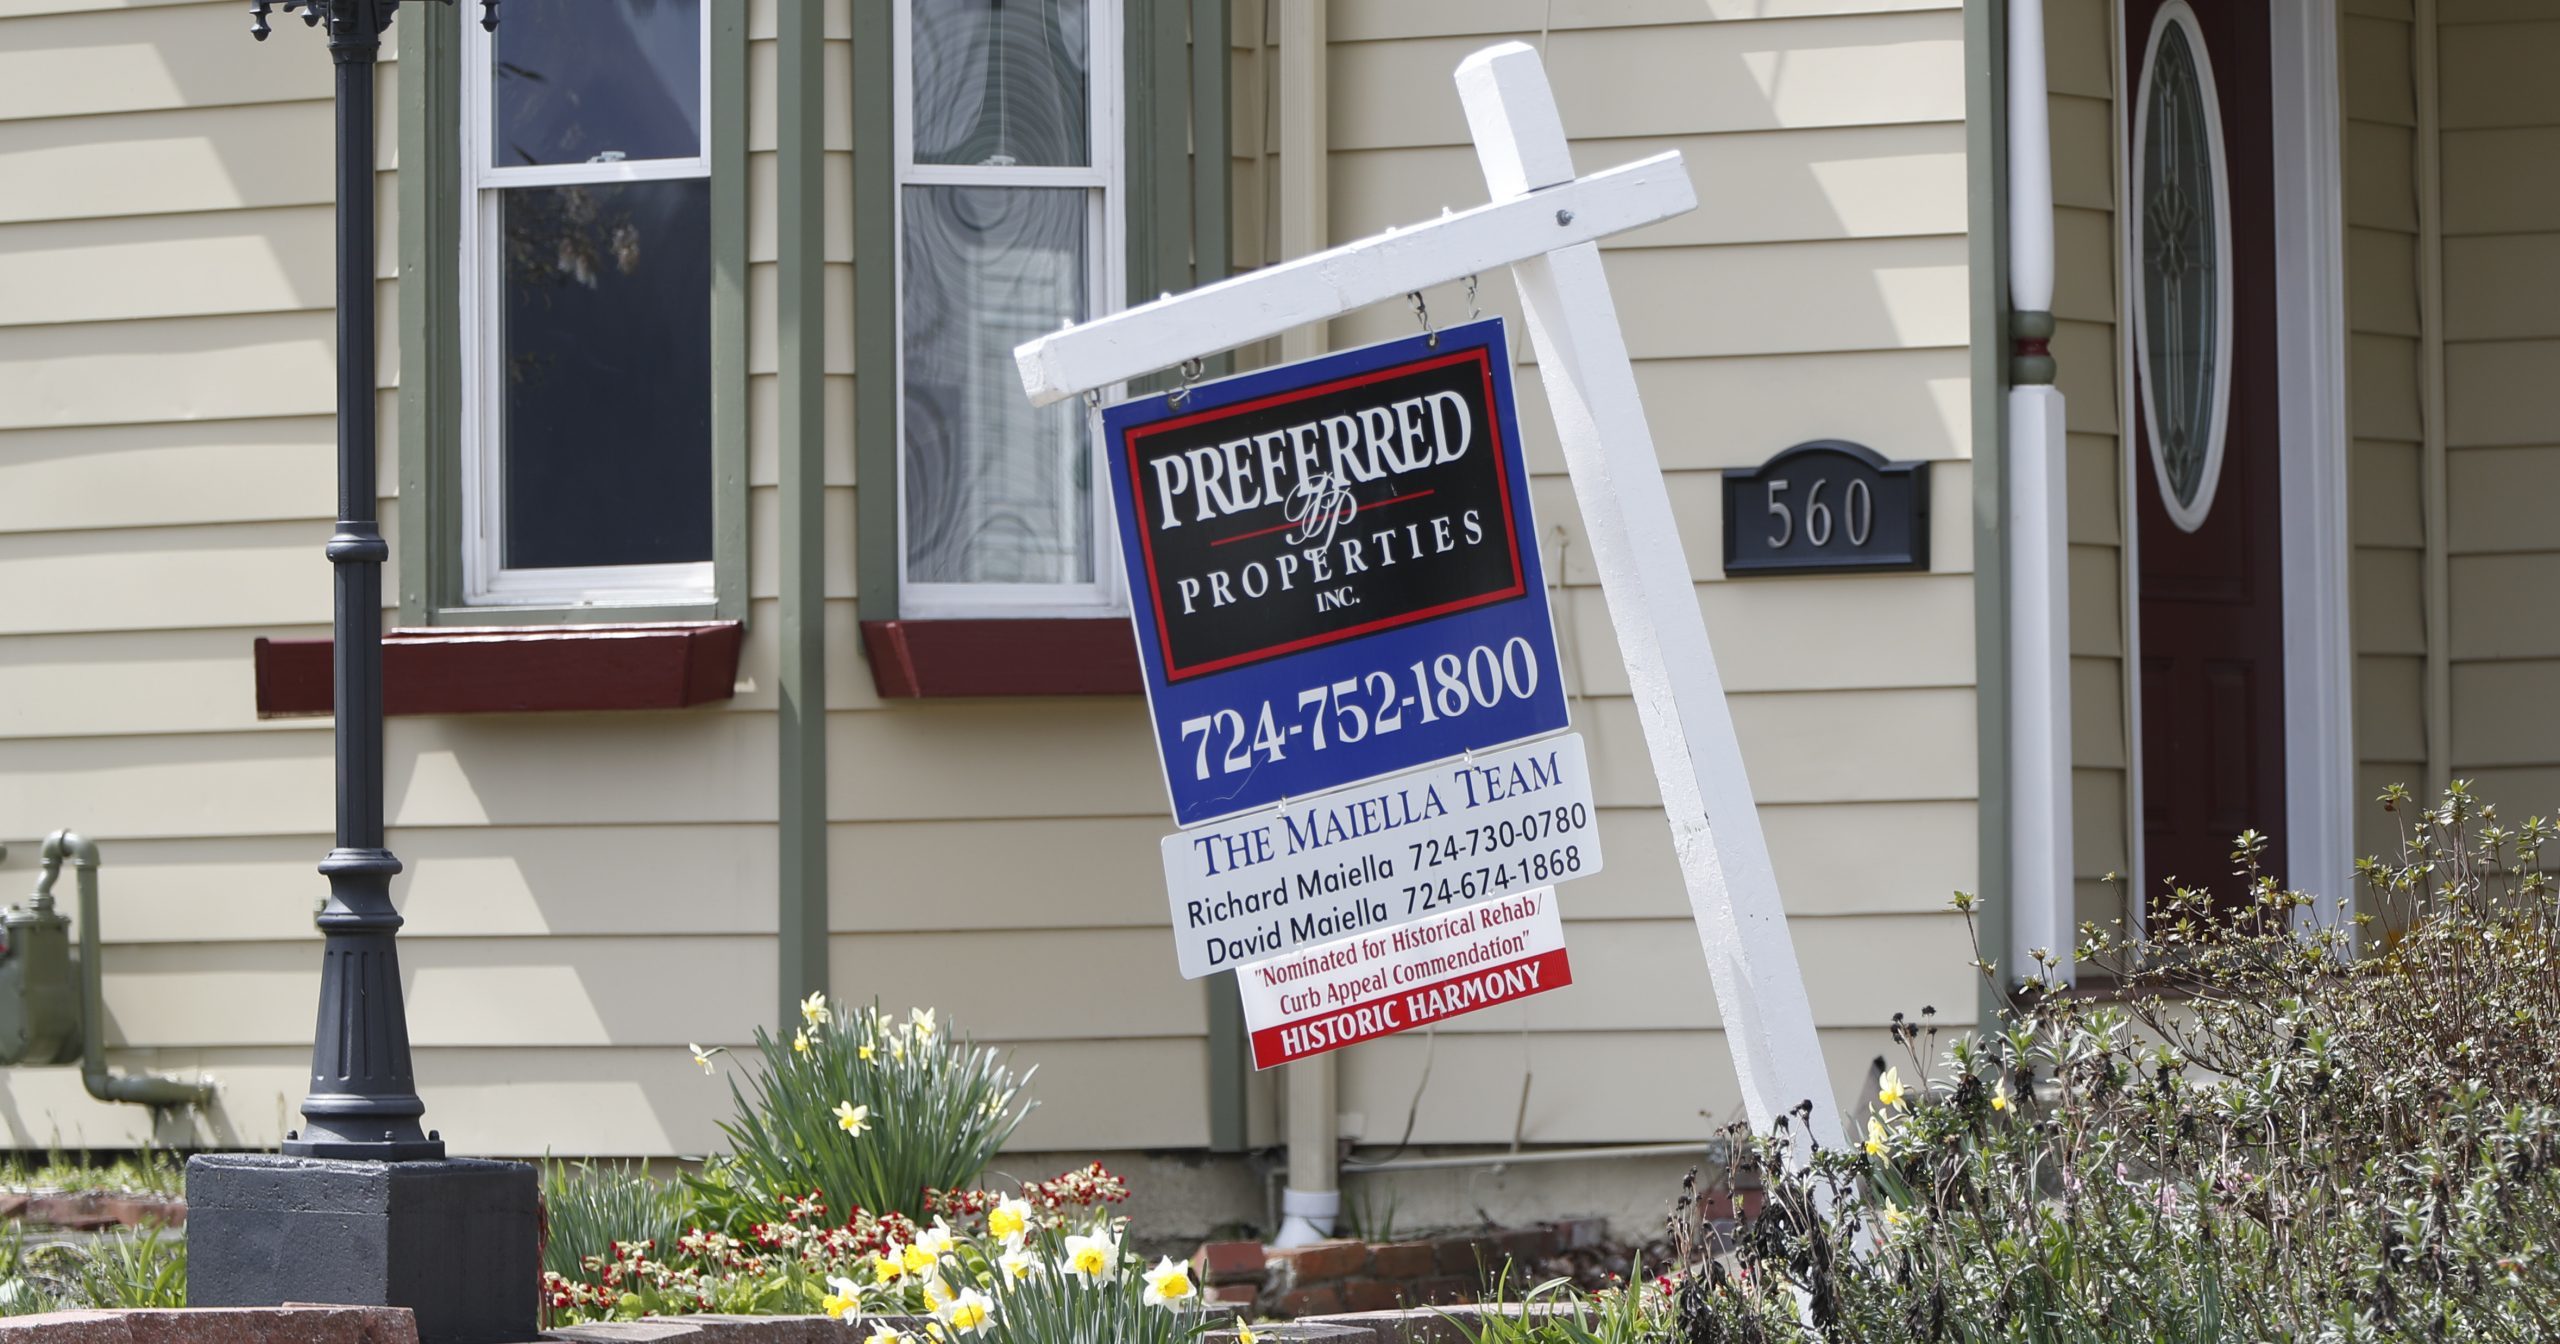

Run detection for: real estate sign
[[1100, 318, 1570, 827]]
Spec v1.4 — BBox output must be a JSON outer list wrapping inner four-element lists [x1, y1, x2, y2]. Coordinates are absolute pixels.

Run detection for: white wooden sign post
[[1017, 41, 1845, 1161]]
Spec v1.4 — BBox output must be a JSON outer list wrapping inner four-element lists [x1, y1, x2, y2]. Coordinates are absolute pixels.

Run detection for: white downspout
[[2006, 0, 2075, 988], [1273, 0, 1338, 1250]]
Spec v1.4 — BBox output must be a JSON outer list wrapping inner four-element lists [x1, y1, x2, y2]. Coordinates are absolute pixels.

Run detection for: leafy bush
[[711, 998, 1033, 1227], [543, 1157, 693, 1281], [1477, 784, 2560, 1342]]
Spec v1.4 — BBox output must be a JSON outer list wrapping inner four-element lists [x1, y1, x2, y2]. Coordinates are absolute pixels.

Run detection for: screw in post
[[1556, 208, 1575, 226]]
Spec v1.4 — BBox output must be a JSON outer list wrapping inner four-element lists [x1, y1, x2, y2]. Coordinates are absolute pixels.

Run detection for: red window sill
[[253, 622, 744, 717], [862, 618, 1140, 697]]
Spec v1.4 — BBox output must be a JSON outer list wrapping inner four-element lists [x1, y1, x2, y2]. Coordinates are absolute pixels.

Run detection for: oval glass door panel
[[2132, 4, 2232, 534]]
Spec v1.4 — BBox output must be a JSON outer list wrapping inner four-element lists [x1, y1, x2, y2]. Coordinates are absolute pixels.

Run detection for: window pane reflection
[[912, 0, 1090, 167], [502, 180, 713, 569], [903, 186, 1093, 585], [494, 0, 702, 167]]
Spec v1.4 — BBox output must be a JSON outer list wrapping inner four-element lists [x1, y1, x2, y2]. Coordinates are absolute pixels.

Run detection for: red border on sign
[[1247, 947, 1573, 1069], [1123, 347, 1528, 683]]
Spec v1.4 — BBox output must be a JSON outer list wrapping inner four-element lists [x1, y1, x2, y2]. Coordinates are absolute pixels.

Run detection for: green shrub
[[1486, 784, 2560, 1343], [542, 1157, 693, 1281], [708, 997, 1032, 1227]]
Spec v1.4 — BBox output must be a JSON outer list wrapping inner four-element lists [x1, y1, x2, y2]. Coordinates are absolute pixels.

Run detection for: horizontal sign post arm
[[1013, 150, 1697, 406]]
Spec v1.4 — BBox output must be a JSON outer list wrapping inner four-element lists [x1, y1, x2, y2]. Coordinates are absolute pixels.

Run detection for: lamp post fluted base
[[280, 846, 445, 1162]]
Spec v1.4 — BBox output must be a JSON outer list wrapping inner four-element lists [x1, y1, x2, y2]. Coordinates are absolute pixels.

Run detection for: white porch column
[[2006, 0, 2075, 987]]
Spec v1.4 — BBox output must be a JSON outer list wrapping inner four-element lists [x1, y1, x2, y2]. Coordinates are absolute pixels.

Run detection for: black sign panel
[[1120, 344, 1527, 681], [1721, 440, 1929, 576]]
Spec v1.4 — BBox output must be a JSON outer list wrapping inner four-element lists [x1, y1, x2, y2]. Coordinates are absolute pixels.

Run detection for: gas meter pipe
[[38, 832, 213, 1109]]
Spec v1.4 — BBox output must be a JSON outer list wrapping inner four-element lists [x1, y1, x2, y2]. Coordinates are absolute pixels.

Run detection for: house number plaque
[[1721, 440, 1930, 576]]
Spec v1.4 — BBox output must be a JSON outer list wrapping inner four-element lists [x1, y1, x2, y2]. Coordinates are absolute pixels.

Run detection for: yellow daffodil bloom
[[873, 1248, 907, 1283], [1142, 1256, 1197, 1308], [1877, 1066, 1908, 1108], [867, 1327, 908, 1344], [1062, 1231, 1117, 1280], [938, 1288, 995, 1335], [792, 1030, 811, 1056], [910, 1006, 938, 1037], [925, 1326, 945, 1343], [1865, 1115, 1888, 1158], [986, 1197, 1031, 1243], [1239, 1326, 1258, 1344], [688, 1043, 719, 1074], [823, 1276, 861, 1320], [800, 991, 829, 1029], [1879, 1207, 1909, 1231], [892, 1039, 906, 1062], [903, 1242, 939, 1277], [921, 1277, 953, 1311], [860, 1043, 875, 1062], [834, 1101, 871, 1135], [1991, 1078, 2011, 1112], [998, 1246, 1040, 1281]]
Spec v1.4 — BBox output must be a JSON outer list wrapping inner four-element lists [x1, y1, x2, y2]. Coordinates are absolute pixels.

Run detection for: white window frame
[[892, 0, 1128, 620], [457, 4, 718, 609]]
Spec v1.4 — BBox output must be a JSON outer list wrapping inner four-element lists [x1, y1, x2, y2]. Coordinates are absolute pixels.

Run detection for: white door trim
[[2116, 2, 2356, 929], [2269, 2, 2356, 930]]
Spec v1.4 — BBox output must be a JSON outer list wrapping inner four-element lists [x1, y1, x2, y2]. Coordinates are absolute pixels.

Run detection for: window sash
[[891, 0, 1126, 620], [457, 4, 717, 609]]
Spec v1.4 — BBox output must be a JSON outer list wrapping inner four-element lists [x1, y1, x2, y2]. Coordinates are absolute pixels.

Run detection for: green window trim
[[852, 0, 1231, 629], [397, 3, 749, 629]]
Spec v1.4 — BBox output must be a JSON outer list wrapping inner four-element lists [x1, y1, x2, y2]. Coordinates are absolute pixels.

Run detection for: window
[[2131, 1, 2232, 535], [457, 0, 718, 608], [893, 0, 1124, 618]]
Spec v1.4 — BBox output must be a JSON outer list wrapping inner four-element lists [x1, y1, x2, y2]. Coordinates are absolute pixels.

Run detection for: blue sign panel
[[1102, 317, 1570, 827]]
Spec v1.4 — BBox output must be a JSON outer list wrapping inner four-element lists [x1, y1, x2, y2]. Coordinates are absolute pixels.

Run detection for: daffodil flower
[[834, 1101, 871, 1135], [986, 1197, 1031, 1242], [873, 1248, 908, 1283], [1062, 1231, 1117, 1280], [891, 1039, 906, 1062], [688, 1043, 721, 1074], [903, 1242, 939, 1278], [938, 1288, 995, 1335], [867, 1327, 909, 1344], [860, 1043, 876, 1063], [910, 1006, 938, 1037], [792, 1030, 812, 1056], [800, 991, 829, 1029], [1877, 1066, 1908, 1108], [1239, 1326, 1258, 1344], [915, 1220, 956, 1259], [997, 1245, 1040, 1281], [922, 1276, 953, 1311], [823, 1275, 861, 1320], [1879, 1206, 1909, 1231], [1142, 1256, 1197, 1308], [1991, 1078, 2011, 1112], [1865, 1115, 1889, 1158]]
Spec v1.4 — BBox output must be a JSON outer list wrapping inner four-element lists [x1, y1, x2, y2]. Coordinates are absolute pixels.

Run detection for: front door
[[2125, 0, 2287, 911]]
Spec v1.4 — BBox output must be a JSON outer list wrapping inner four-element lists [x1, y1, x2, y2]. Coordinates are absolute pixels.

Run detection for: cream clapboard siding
[[1270, 0, 1977, 1142], [2343, 0, 2430, 861], [2438, 5, 2560, 811], [2043, 0, 2132, 934], [0, 0, 802, 1156]]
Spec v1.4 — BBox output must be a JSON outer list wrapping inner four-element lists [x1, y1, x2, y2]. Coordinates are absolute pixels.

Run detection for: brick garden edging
[[0, 1307, 412, 1344], [0, 1192, 184, 1232], [1194, 1219, 1618, 1318]]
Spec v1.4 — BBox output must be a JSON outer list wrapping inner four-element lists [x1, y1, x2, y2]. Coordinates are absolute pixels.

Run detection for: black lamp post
[[247, 0, 494, 1166], [186, 6, 537, 1341]]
